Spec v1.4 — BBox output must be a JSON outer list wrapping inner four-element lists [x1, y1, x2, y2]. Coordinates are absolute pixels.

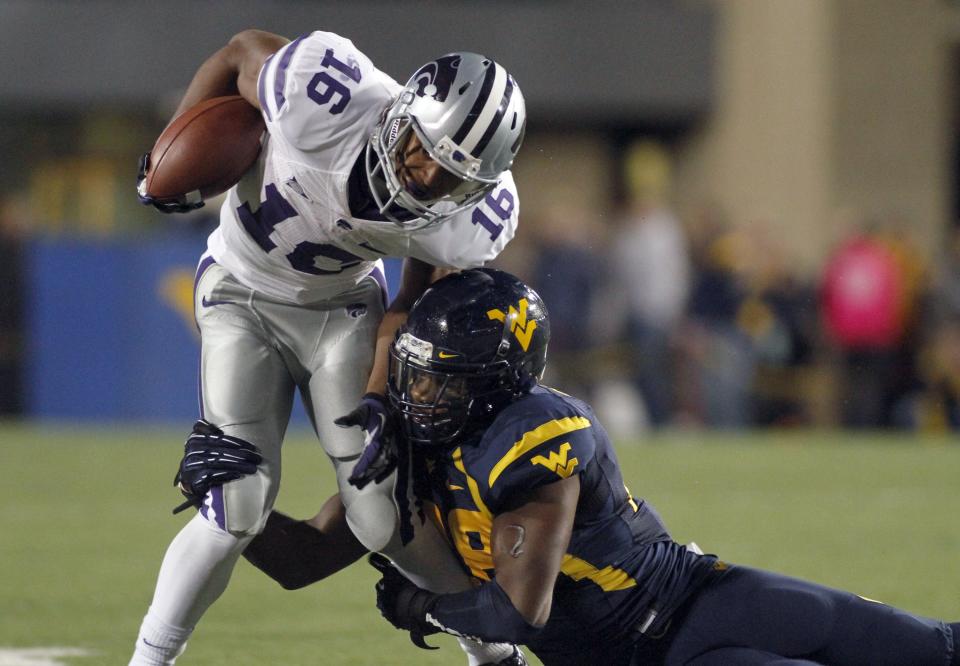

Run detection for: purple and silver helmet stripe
[[257, 53, 275, 121], [451, 62, 499, 147], [473, 75, 515, 156], [272, 35, 305, 114], [453, 63, 508, 155]]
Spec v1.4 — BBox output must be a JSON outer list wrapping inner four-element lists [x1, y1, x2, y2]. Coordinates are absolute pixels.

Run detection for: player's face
[[394, 132, 463, 202], [408, 372, 462, 404]]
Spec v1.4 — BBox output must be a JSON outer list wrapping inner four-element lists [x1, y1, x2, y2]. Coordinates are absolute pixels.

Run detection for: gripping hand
[[136, 152, 205, 214], [172, 419, 262, 514], [336, 394, 398, 490], [369, 553, 438, 649]]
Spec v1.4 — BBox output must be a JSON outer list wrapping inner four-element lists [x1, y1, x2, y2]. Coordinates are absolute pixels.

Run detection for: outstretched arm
[[243, 494, 367, 590]]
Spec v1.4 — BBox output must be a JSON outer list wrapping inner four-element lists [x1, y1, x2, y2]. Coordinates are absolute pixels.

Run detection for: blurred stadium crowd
[[497, 141, 960, 436]]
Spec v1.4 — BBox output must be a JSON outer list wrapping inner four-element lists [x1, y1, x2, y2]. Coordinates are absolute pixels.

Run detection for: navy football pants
[[643, 565, 959, 665]]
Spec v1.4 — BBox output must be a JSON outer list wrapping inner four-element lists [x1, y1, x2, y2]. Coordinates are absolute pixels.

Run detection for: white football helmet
[[366, 52, 526, 228]]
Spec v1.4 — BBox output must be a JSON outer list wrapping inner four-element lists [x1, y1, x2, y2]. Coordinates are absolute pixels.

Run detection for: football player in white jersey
[[130, 29, 526, 665]]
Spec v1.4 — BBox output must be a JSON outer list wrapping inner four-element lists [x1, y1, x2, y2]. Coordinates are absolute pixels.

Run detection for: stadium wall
[[23, 237, 402, 422], [676, 0, 951, 274]]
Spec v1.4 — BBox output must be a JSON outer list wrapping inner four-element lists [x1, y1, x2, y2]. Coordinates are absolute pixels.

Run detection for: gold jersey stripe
[[488, 416, 591, 488], [560, 554, 637, 591], [452, 447, 492, 518]]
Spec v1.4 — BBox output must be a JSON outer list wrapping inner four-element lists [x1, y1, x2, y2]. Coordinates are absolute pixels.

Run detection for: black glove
[[336, 393, 398, 490], [172, 419, 262, 514], [136, 152, 205, 214], [369, 553, 439, 650]]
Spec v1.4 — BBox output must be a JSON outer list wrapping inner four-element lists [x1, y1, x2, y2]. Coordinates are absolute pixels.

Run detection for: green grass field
[[1, 424, 958, 665]]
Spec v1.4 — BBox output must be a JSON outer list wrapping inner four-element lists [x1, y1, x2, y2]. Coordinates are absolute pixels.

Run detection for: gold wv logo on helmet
[[487, 298, 537, 351]]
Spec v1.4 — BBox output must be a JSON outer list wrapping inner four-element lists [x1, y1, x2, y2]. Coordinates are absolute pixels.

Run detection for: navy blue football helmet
[[388, 268, 549, 448]]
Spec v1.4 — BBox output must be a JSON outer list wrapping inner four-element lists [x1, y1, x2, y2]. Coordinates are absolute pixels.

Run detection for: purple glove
[[172, 419, 262, 514], [136, 152, 205, 214], [335, 393, 398, 490]]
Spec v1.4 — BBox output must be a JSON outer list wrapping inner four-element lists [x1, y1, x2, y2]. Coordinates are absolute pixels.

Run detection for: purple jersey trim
[[273, 36, 305, 114], [194, 255, 217, 296], [193, 255, 218, 331], [258, 53, 276, 121]]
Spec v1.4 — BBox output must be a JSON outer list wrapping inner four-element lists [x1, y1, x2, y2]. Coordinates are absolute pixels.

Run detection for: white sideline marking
[[0, 648, 93, 666]]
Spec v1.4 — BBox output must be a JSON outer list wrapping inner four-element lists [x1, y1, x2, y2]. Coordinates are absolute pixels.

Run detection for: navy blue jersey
[[422, 385, 720, 663]]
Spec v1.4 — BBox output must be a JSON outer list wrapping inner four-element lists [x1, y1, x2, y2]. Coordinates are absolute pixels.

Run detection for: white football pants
[[131, 260, 510, 665]]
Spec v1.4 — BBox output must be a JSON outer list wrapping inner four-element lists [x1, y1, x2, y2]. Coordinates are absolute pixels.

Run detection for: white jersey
[[207, 31, 519, 304]]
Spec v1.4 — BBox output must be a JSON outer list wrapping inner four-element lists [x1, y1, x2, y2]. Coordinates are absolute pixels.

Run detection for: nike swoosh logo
[[142, 638, 164, 649], [370, 412, 386, 437], [201, 296, 235, 308], [447, 484, 464, 491], [438, 351, 459, 359]]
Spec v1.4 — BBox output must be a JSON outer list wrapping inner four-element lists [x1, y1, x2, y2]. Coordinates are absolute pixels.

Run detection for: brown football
[[142, 95, 265, 201]]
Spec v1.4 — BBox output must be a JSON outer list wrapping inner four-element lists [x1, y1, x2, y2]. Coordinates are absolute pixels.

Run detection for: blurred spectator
[[681, 210, 756, 429], [607, 141, 691, 427], [737, 225, 817, 426], [896, 225, 960, 431], [528, 205, 603, 398], [0, 195, 27, 416], [820, 221, 926, 428], [899, 317, 960, 431], [929, 226, 960, 322]]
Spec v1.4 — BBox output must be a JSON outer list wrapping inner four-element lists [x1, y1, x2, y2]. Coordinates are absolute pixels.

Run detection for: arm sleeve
[[423, 578, 542, 645]]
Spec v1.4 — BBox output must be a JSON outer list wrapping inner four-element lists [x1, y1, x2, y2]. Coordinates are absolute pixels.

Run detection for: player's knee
[[341, 487, 399, 552], [198, 471, 276, 536]]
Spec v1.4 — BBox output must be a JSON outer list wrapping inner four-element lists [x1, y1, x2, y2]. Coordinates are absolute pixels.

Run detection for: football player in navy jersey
[[231, 268, 960, 665], [130, 28, 526, 666]]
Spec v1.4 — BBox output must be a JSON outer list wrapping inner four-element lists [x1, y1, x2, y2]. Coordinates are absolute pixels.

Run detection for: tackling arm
[[242, 494, 367, 590], [488, 474, 580, 625], [371, 475, 580, 644]]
